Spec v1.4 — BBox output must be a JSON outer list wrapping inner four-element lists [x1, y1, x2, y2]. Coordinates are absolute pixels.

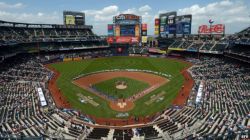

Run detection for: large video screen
[[120, 25, 135, 36], [65, 15, 75, 25], [176, 15, 192, 34], [63, 11, 85, 26]]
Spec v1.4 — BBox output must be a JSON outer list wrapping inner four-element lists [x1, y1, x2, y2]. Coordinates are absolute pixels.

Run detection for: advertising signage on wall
[[168, 24, 176, 34], [158, 11, 192, 37], [176, 15, 192, 34], [159, 11, 177, 37], [160, 16, 167, 25], [155, 19, 160, 25], [160, 25, 165, 32], [142, 24, 147, 31], [142, 31, 147, 36], [135, 24, 140, 37], [198, 24, 225, 34], [115, 25, 120, 36], [113, 14, 141, 24], [107, 24, 114, 36], [155, 18, 160, 35]]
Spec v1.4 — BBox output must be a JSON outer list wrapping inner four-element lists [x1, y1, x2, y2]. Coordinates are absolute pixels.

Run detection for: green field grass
[[50, 56, 189, 118], [93, 77, 149, 99]]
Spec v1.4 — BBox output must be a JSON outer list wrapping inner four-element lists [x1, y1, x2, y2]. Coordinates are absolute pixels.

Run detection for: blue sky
[[0, 0, 250, 35]]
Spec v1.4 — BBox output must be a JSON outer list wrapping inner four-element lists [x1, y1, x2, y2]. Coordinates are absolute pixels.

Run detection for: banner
[[148, 48, 166, 54], [183, 23, 191, 34], [107, 37, 114, 43], [116, 36, 132, 43], [198, 24, 225, 34], [155, 25, 159, 35], [108, 24, 114, 36], [141, 30, 147, 36], [135, 24, 140, 37], [160, 16, 167, 25], [131, 37, 139, 43], [160, 25, 165, 32], [115, 25, 120, 36], [154, 29, 159, 35], [141, 36, 147, 43], [142, 24, 147, 30], [108, 24, 113, 30], [155, 18, 160, 25], [165, 25, 169, 34], [169, 24, 176, 34]]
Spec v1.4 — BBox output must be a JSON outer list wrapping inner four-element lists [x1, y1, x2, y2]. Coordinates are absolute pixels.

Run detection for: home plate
[[109, 100, 135, 112], [117, 102, 127, 108]]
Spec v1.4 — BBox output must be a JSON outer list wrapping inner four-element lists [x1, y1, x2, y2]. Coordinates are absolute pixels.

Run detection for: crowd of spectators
[[0, 51, 249, 139], [0, 26, 102, 46]]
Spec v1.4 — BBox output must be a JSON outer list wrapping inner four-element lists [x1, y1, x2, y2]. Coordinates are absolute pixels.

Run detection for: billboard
[[113, 14, 141, 24], [160, 25, 165, 32], [160, 16, 167, 25], [141, 31, 147, 36], [159, 12, 177, 37], [115, 36, 139, 44], [141, 23, 147, 36], [155, 18, 160, 35], [135, 24, 140, 37], [108, 24, 114, 36], [116, 36, 131, 43], [155, 26, 159, 35], [168, 24, 176, 34], [142, 24, 147, 30], [115, 25, 120, 36], [198, 24, 225, 34], [165, 25, 169, 34], [63, 11, 85, 25], [107, 37, 114, 43], [155, 18, 160, 25], [141, 36, 148, 43]]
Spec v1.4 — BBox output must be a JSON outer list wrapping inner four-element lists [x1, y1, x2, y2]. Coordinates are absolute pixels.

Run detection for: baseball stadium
[[0, 0, 250, 140]]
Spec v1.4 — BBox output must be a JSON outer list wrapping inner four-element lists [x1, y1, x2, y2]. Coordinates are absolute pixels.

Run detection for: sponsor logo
[[198, 24, 224, 34]]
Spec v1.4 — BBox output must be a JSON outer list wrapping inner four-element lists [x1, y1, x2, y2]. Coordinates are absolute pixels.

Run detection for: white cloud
[[37, 12, 44, 17], [178, 0, 250, 34], [0, 2, 24, 9], [83, 5, 119, 22], [82, 5, 155, 35], [0, 11, 61, 24], [139, 5, 152, 12]]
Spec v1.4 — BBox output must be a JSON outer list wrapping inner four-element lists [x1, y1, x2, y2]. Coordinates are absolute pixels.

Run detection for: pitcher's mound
[[115, 81, 127, 90], [109, 99, 134, 112]]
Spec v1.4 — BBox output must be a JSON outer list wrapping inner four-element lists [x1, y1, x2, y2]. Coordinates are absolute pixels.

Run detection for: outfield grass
[[50, 56, 189, 118], [93, 77, 149, 99]]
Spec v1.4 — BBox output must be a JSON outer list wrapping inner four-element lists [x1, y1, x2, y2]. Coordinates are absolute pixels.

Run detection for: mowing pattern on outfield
[[93, 77, 149, 99], [50, 57, 189, 118]]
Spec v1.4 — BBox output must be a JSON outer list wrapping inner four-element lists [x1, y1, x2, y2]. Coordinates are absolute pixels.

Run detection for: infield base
[[109, 99, 134, 112]]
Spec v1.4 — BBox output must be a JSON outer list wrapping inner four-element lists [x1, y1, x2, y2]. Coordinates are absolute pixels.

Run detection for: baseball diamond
[[48, 56, 189, 118]]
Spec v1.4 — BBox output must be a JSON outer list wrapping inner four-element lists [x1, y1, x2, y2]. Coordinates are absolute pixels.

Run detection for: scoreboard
[[63, 11, 85, 26], [157, 11, 192, 38]]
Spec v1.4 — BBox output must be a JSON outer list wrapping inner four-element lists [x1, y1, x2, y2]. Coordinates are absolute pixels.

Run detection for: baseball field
[[49, 56, 189, 118]]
